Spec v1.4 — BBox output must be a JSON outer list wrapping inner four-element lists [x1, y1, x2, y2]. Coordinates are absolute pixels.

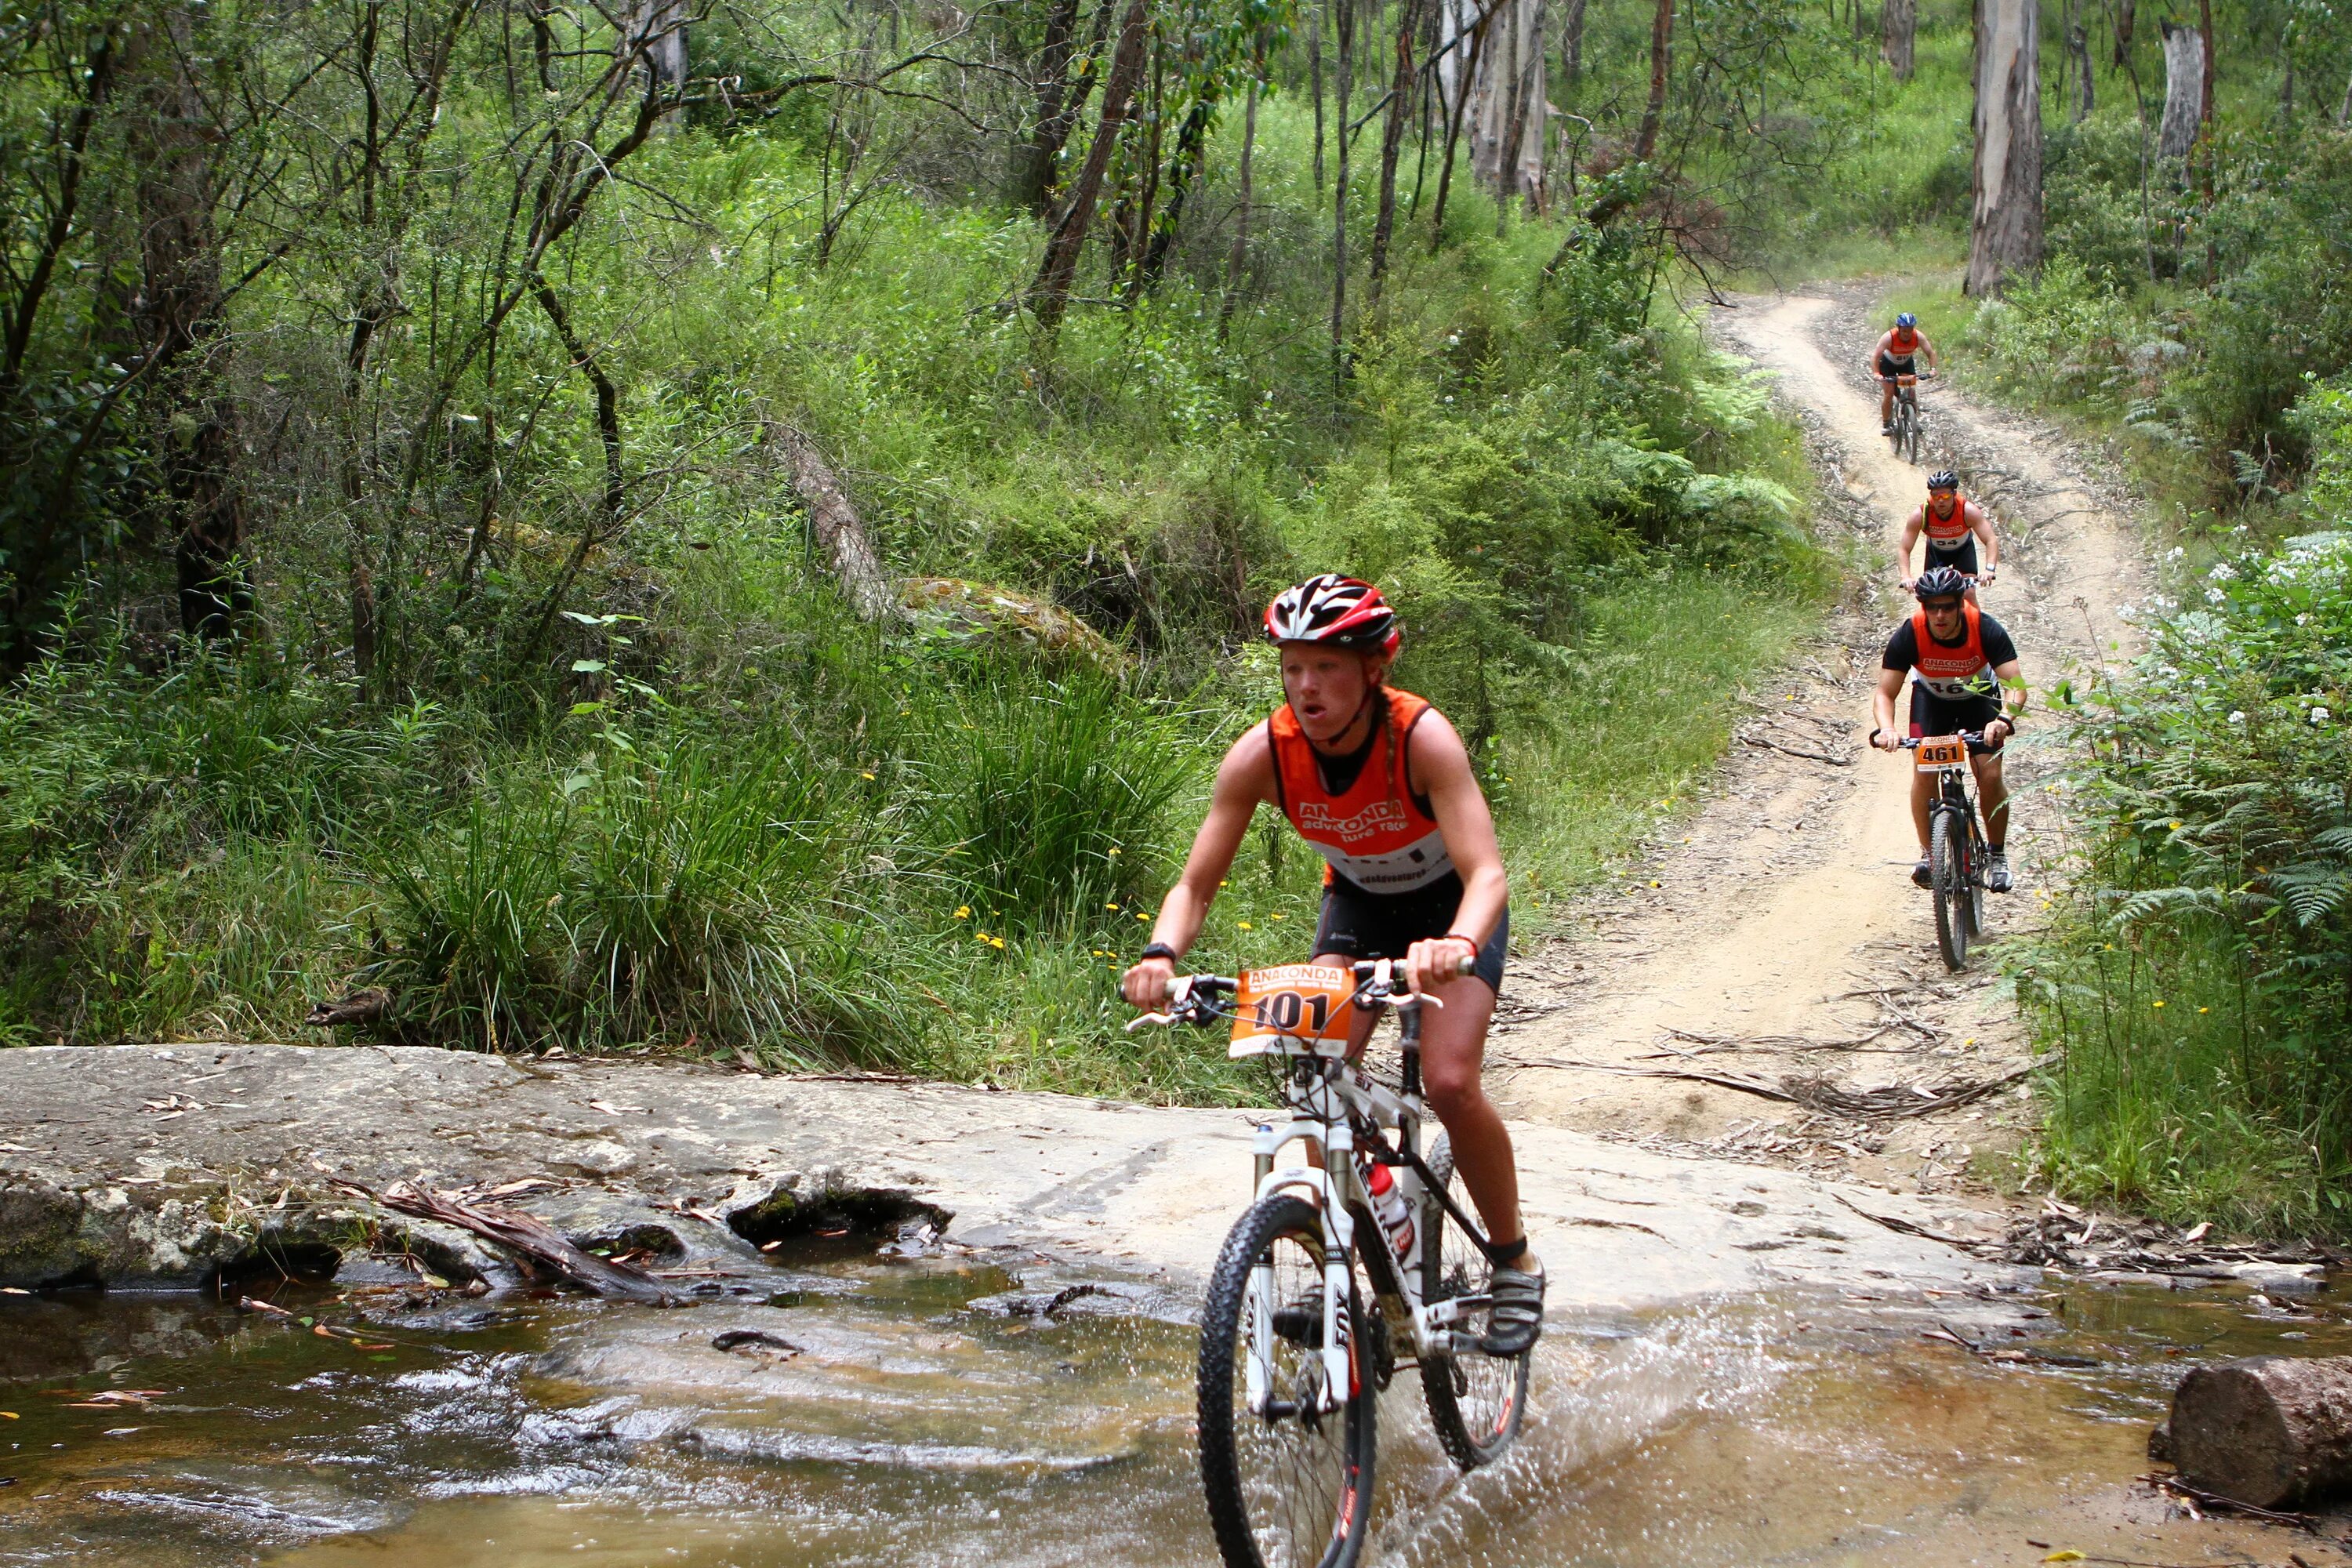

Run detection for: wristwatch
[[1139, 942, 1179, 964]]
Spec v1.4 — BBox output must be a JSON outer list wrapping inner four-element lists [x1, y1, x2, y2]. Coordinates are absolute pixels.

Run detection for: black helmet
[[1913, 564, 1970, 603], [1926, 470, 1958, 492]]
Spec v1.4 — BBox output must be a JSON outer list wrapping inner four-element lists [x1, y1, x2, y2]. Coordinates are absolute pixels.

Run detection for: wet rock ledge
[[1, 1044, 2025, 1308]]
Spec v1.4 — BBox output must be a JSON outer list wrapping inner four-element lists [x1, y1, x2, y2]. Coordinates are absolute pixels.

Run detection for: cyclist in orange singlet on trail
[[1120, 575, 1544, 1357], [1900, 470, 1998, 604], [1870, 311, 1940, 434]]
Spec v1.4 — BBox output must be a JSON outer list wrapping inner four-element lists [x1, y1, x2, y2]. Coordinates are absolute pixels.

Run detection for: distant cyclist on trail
[[1900, 470, 1998, 603], [1869, 565, 2027, 893], [1121, 574, 1544, 1357], [1871, 311, 1940, 434]]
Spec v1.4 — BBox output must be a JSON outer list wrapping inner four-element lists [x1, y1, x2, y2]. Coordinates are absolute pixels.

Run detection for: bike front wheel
[[1904, 400, 1924, 463], [1198, 1194, 1377, 1568], [1931, 808, 1970, 971], [1418, 1134, 1532, 1470]]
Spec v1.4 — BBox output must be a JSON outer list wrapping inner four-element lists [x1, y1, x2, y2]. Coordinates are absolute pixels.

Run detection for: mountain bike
[[1128, 956, 1530, 1568], [1889, 370, 1926, 464], [1903, 731, 1991, 970]]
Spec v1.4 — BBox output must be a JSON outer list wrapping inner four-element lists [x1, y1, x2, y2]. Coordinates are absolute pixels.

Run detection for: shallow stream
[[4, 1247, 2348, 1567]]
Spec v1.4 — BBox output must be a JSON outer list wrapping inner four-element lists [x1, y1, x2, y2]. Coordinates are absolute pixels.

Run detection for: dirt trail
[[1494, 285, 2147, 1205]]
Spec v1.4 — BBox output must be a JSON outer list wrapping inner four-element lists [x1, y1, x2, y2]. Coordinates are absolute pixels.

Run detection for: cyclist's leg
[[1309, 884, 1385, 1057], [1970, 746, 2009, 851], [1905, 684, 1936, 856]]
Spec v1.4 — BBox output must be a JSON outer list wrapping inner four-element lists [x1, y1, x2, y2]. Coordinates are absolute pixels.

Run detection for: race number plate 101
[[1229, 964, 1358, 1058], [1915, 735, 1968, 769]]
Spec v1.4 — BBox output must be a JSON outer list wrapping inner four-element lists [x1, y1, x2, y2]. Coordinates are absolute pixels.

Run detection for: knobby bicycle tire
[[1904, 396, 1924, 464], [1931, 808, 1969, 971], [1965, 825, 1988, 939], [1417, 1134, 1532, 1470], [1198, 1193, 1377, 1568]]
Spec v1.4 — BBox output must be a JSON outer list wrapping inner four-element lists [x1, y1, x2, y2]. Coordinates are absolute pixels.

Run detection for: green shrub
[[2021, 530, 2352, 1232]]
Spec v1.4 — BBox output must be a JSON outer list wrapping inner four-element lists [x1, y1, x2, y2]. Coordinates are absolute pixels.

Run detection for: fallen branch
[[349, 1181, 677, 1304], [1833, 1192, 1973, 1247], [1739, 732, 1852, 767]]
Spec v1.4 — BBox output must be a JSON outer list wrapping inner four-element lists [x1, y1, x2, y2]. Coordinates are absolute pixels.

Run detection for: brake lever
[[1124, 1011, 1176, 1032]]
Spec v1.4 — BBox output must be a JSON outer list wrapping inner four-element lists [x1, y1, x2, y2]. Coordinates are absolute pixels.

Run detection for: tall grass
[[2018, 532, 2352, 1235]]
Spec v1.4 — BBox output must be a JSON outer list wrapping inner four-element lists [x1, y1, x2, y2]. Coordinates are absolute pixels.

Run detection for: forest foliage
[[0, 0, 1846, 1089]]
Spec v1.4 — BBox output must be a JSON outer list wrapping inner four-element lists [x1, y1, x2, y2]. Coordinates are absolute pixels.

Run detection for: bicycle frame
[[1140, 960, 1496, 1416]]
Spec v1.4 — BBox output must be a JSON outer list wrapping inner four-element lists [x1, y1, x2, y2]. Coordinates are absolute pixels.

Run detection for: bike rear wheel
[[1418, 1134, 1532, 1470], [1931, 808, 1970, 971], [1198, 1194, 1377, 1568]]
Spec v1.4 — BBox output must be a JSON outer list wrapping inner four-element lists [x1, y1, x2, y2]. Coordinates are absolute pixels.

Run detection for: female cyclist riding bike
[[1120, 574, 1544, 1356]]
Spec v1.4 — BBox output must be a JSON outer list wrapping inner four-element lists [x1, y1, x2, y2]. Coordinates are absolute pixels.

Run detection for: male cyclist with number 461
[[1870, 564, 2028, 893], [1871, 311, 1941, 434], [1120, 575, 1545, 1358]]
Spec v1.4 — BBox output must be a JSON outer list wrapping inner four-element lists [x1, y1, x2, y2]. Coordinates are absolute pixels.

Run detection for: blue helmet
[[1896, 311, 1918, 329]]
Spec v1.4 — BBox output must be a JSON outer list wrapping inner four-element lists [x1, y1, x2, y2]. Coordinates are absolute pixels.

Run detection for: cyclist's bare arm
[[1896, 508, 1926, 582], [1970, 502, 1999, 576], [1400, 710, 1507, 996], [1870, 666, 1908, 749], [1986, 659, 2026, 740], [1920, 334, 1941, 371], [1123, 725, 1275, 1008], [1867, 332, 1895, 377]]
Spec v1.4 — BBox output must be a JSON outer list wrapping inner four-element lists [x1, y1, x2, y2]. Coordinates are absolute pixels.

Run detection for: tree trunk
[[1635, 0, 1673, 162], [1881, 0, 1915, 80], [1012, 0, 1088, 214], [1027, 0, 1150, 330], [767, 424, 902, 622], [618, 0, 688, 100], [1475, 0, 1543, 216], [1367, 0, 1422, 312], [1429, 0, 1488, 236], [1562, 0, 1586, 85], [1965, 0, 2042, 296], [1330, 0, 1352, 386], [1309, 0, 1327, 194], [2197, 0, 2213, 134], [2169, 1356, 2352, 1510], [2068, 17, 2095, 118], [1219, 72, 1259, 332], [2112, 0, 2134, 68], [2158, 20, 2204, 164], [125, 9, 252, 640]]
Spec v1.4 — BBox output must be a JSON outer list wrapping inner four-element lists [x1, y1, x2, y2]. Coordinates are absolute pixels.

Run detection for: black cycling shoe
[[1987, 851, 2013, 893], [1479, 1264, 1545, 1357], [1911, 855, 1932, 888]]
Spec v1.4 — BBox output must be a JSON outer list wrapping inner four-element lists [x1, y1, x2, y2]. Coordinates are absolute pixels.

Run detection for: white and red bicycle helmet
[[1263, 575, 1400, 655]]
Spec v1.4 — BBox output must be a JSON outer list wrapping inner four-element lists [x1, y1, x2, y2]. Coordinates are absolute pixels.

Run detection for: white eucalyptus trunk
[[1463, 0, 1546, 204], [1966, 0, 2042, 296], [2158, 20, 2205, 162]]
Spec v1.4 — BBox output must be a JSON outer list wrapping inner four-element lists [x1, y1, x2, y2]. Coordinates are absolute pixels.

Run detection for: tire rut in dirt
[[1197, 1193, 1376, 1568], [1418, 1133, 1531, 1470]]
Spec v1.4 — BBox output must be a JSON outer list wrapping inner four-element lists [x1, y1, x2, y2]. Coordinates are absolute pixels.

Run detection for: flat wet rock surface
[[2, 1043, 2024, 1312]]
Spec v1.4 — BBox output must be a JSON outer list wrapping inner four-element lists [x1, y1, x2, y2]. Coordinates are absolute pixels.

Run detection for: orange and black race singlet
[[1268, 687, 1454, 894], [1924, 493, 1972, 545], [1889, 325, 1921, 357], [1911, 602, 1994, 700]]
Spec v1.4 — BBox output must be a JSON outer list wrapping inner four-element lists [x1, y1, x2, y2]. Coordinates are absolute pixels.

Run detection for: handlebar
[[1122, 954, 1474, 1033], [1893, 730, 1998, 755]]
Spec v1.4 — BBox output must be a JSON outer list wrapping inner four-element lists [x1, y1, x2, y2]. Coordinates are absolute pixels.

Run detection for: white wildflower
[[2227, 710, 2247, 724], [2314, 706, 2334, 725]]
